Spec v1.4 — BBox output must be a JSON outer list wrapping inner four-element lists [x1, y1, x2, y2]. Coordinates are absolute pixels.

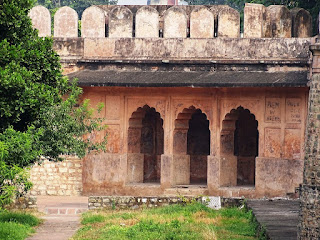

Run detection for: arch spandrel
[[127, 99, 166, 124], [173, 100, 213, 126], [220, 100, 262, 125]]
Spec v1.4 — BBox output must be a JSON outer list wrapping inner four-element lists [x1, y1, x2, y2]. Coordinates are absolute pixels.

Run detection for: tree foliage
[[36, 0, 118, 16], [0, 0, 107, 207]]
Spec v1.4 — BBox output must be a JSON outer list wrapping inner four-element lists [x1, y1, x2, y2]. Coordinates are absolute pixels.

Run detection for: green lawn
[[72, 202, 261, 240], [0, 211, 41, 240]]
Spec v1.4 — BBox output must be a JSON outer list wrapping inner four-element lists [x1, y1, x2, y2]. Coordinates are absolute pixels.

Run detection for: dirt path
[[27, 196, 88, 240]]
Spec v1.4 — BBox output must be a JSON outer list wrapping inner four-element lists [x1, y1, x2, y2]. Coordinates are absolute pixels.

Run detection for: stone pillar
[[207, 155, 219, 193], [298, 35, 320, 239]]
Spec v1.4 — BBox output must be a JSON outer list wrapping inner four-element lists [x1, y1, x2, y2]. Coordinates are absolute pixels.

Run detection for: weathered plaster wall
[[53, 37, 311, 62], [29, 157, 82, 196], [80, 86, 307, 198]]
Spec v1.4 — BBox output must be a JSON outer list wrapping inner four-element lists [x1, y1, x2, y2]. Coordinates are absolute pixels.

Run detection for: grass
[[0, 211, 41, 240], [71, 202, 260, 240]]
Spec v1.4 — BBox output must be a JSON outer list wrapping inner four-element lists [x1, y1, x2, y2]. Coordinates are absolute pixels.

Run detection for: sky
[[117, 0, 148, 5]]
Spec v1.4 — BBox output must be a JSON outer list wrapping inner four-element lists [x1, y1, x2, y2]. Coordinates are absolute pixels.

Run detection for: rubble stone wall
[[29, 157, 82, 196]]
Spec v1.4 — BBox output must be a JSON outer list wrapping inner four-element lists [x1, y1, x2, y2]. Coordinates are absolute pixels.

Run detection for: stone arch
[[220, 106, 258, 187], [173, 106, 210, 185], [54, 6, 78, 37], [127, 105, 164, 184]]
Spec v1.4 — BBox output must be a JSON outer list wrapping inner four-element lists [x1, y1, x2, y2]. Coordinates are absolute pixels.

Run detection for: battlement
[[29, 3, 312, 39]]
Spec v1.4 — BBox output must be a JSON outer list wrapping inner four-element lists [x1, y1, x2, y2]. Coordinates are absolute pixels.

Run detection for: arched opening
[[173, 106, 210, 185], [220, 106, 258, 187], [188, 109, 210, 184], [127, 105, 164, 184]]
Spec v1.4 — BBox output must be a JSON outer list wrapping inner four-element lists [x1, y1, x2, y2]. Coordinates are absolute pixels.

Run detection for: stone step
[[45, 207, 88, 215], [164, 186, 209, 196]]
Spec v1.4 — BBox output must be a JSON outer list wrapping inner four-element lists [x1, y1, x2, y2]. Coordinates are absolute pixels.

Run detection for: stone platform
[[247, 199, 300, 240]]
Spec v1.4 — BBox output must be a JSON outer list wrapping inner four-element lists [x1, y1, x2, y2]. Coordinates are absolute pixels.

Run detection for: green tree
[[0, 0, 107, 206], [36, 0, 118, 16]]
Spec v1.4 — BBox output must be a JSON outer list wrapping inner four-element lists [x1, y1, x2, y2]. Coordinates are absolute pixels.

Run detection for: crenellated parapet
[[29, 3, 312, 39]]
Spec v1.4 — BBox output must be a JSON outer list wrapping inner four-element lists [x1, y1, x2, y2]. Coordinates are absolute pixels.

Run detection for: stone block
[[220, 155, 237, 187], [190, 6, 214, 38], [59, 168, 68, 173], [29, 6, 51, 37], [291, 8, 312, 38], [173, 130, 187, 154], [47, 190, 57, 195], [163, 6, 187, 38], [267, 5, 291, 38], [54, 6, 78, 38], [81, 6, 106, 38], [255, 157, 303, 196], [172, 154, 190, 185], [161, 155, 172, 187], [207, 155, 219, 189], [218, 6, 240, 38], [109, 6, 133, 38], [127, 153, 144, 183], [244, 3, 266, 38], [135, 6, 159, 38]]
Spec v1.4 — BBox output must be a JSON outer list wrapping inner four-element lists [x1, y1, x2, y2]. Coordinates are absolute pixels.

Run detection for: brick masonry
[[29, 157, 82, 196]]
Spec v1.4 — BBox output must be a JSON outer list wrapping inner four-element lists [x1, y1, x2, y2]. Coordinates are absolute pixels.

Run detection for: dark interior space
[[187, 109, 210, 184], [233, 107, 258, 186], [141, 107, 164, 183]]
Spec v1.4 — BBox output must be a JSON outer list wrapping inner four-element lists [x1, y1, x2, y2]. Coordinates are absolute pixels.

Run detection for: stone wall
[[29, 157, 82, 196], [7, 196, 37, 210], [88, 196, 245, 210], [29, 4, 312, 38], [298, 43, 320, 238]]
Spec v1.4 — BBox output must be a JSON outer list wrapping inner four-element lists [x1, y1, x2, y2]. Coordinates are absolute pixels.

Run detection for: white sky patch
[[117, 0, 148, 5]]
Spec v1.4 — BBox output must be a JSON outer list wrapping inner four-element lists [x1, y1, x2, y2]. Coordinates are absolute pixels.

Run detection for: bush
[[0, 211, 40, 240]]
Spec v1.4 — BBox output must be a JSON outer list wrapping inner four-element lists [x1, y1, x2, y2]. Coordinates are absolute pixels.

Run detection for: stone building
[[28, 3, 315, 200]]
